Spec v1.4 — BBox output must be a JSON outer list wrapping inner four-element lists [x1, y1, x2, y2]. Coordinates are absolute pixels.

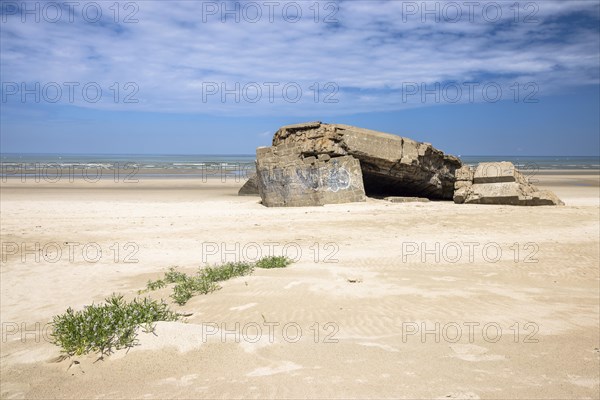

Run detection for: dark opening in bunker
[[358, 161, 446, 200]]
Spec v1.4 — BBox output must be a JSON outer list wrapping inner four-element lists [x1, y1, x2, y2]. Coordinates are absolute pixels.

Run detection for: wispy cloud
[[1, 1, 598, 116]]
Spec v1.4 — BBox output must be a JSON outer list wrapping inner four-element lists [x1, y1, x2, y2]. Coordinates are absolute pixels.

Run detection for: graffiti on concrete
[[326, 160, 350, 192], [296, 165, 320, 190], [294, 160, 351, 192]]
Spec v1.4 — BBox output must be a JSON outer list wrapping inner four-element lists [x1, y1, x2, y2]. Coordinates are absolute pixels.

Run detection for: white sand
[[1, 173, 598, 398]]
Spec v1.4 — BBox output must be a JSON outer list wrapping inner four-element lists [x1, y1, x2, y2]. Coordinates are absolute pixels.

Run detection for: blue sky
[[1, 0, 599, 155]]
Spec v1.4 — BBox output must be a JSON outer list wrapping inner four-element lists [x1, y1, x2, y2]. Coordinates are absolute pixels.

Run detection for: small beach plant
[[255, 256, 293, 269], [144, 257, 292, 305], [169, 262, 254, 305], [51, 294, 179, 357], [51, 256, 294, 356]]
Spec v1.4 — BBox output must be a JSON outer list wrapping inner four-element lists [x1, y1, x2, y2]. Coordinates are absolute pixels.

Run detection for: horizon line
[[1, 152, 599, 158]]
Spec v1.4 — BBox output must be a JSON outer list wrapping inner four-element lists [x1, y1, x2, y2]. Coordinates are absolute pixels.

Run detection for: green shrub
[[146, 279, 166, 291], [51, 294, 179, 356], [145, 259, 289, 304], [164, 267, 188, 284], [255, 256, 293, 269], [171, 275, 220, 305], [201, 262, 254, 282], [169, 262, 254, 305], [52, 257, 293, 357]]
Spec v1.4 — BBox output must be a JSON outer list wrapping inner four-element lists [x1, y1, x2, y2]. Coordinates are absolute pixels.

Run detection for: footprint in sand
[[431, 276, 459, 282], [159, 374, 199, 387], [229, 302, 257, 311], [438, 392, 480, 399], [284, 281, 303, 289], [357, 342, 399, 352], [567, 374, 600, 389], [448, 344, 505, 362], [246, 361, 302, 377]]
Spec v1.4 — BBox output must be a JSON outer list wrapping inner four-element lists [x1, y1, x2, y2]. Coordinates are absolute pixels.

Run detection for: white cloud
[[1, 0, 598, 116]]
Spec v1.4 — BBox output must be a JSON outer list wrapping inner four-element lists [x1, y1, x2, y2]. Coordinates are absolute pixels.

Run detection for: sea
[[0, 153, 598, 179]]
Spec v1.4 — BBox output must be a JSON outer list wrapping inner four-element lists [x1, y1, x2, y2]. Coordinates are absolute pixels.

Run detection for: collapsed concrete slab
[[238, 174, 259, 196], [260, 122, 461, 204], [454, 162, 564, 206], [256, 142, 366, 207], [384, 196, 430, 203], [252, 122, 563, 207]]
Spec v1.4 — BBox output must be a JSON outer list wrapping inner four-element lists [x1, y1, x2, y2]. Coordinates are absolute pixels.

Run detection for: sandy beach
[[1, 171, 598, 399], [2, 0, 598, 397]]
